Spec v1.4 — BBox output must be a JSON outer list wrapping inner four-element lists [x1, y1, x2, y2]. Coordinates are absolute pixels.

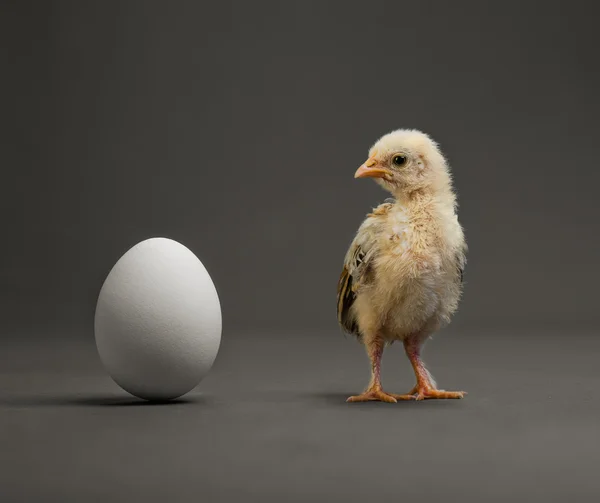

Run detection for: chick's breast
[[368, 204, 461, 338]]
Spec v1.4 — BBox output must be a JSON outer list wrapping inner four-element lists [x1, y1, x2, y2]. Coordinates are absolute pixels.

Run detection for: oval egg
[[94, 237, 221, 401]]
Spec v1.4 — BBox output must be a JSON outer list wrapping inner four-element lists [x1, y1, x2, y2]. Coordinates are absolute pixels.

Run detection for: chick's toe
[[346, 389, 399, 403], [411, 386, 466, 400]]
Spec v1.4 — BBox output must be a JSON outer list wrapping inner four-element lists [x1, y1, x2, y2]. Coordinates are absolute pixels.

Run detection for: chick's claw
[[346, 389, 398, 403]]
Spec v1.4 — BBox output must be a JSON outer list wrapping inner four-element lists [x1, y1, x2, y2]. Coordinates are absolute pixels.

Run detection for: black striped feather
[[337, 265, 358, 335]]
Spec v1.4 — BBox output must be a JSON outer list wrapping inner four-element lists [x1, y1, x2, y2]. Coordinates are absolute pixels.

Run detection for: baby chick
[[337, 129, 467, 402]]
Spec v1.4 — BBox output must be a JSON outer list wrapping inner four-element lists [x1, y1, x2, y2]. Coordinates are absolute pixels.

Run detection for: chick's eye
[[392, 155, 407, 166]]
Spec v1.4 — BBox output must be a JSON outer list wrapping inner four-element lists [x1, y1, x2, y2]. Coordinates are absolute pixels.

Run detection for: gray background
[[2, 1, 600, 502]]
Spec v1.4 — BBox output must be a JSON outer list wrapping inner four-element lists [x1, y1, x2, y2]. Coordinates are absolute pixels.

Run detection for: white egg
[[94, 237, 222, 401]]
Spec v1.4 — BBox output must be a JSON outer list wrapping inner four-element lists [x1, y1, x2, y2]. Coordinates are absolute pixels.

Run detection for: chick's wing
[[337, 202, 393, 335]]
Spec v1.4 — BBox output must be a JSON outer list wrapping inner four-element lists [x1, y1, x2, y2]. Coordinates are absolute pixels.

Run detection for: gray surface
[[2, 329, 599, 502]]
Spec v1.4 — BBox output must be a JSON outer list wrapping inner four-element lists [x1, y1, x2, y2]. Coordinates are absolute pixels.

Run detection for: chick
[[337, 129, 467, 402]]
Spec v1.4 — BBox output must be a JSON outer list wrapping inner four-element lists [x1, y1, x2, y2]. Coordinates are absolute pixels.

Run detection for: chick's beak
[[354, 157, 391, 179]]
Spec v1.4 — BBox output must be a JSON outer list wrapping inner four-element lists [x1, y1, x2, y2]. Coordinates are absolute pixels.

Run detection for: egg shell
[[94, 237, 221, 401]]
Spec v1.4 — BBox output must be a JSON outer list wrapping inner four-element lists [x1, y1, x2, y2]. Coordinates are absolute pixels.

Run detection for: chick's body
[[352, 196, 463, 338], [337, 129, 467, 403]]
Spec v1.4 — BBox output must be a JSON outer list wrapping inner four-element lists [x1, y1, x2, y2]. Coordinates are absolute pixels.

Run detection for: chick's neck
[[390, 184, 456, 215]]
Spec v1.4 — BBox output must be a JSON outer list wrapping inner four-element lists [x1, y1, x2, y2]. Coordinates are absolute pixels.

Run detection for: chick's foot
[[409, 385, 466, 400], [346, 389, 399, 403]]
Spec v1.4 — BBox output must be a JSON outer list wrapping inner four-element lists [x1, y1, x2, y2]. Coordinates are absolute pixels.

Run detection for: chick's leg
[[402, 337, 466, 400], [347, 335, 412, 403]]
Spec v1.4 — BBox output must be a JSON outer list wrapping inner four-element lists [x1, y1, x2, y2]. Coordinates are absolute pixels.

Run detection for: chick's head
[[355, 129, 451, 195]]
